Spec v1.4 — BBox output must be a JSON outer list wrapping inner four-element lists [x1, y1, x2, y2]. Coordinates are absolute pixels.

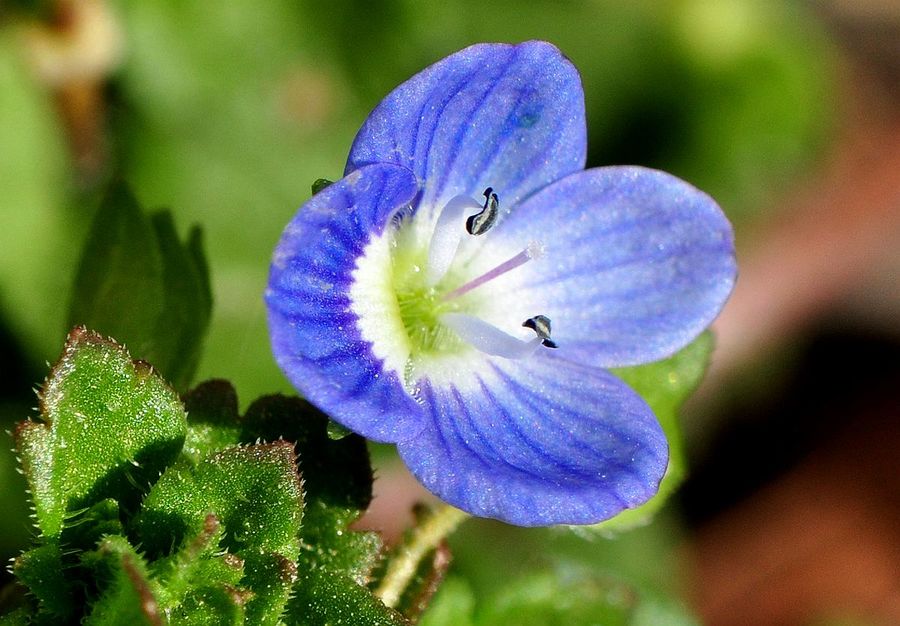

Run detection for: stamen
[[466, 187, 500, 235], [443, 241, 544, 301], [523, 315, 558, 348], [440, 313, 542, 359], [425, 195, 482, 286]]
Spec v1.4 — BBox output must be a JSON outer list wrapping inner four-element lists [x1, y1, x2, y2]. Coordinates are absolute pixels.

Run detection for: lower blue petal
[[266, 163, 426, 443], [396, 352, 667, 526]]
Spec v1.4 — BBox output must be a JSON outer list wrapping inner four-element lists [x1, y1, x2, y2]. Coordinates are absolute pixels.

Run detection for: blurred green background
[[8, 1, 898, 624], [0, 0, 833, 403]]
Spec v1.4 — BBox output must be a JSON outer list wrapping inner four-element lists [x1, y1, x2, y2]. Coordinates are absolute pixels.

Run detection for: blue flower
[[266, 41, 736, 526]]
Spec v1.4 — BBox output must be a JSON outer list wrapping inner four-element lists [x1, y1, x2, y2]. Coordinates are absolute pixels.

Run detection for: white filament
[[425, 195, 482, 286], [440, 312, 542, 359]]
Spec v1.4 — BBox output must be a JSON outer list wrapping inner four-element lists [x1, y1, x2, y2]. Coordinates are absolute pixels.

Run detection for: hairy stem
[[374, 504, 469, 609]]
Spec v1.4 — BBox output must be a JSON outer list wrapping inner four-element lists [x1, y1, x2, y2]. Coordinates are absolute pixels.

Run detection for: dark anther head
[[466, 187, 500, 236], [522, 315, 557, 348]]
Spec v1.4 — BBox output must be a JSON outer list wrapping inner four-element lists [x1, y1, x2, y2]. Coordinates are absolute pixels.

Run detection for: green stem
[[374, 504, 469, 609]]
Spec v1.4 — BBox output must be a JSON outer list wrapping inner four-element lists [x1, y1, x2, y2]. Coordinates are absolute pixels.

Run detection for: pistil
[[442, 241, 544, 301], [395, 185, 553, 366]]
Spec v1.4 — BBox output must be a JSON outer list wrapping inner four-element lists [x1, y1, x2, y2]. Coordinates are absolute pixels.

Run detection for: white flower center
[[350, 188, 553, 392]]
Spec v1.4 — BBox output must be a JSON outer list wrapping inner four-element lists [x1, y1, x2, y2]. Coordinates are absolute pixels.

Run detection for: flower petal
[[266, 163, 426, 443], [488, 166, 736, 367], [396, 352, 667, 526], [346, 41, 586, 213]]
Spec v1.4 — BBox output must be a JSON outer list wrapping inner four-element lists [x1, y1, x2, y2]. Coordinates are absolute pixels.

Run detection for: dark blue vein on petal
[[267, 163, 425, 443], [430, 54, 519, 198], [397, 352, 665, 524], [347, 42, 586, 211], [489, 166, 736, 367], [489, 364, 650, 498]]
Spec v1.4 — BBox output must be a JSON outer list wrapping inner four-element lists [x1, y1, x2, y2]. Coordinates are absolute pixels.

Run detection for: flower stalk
[[374, 504, 470, 608]]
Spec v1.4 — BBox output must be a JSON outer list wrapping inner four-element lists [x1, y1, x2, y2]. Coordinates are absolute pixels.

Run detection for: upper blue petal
[[488, 166, 737, 367], [396, 352, 667, 526], [266, 163, 426, 443], [346, 41, 586, 212]]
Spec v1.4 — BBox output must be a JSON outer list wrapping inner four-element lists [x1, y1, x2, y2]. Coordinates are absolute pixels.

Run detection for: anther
[[465, 187, 500, 235], [425, 194, 483, 286], [523, 315, 558, 348]]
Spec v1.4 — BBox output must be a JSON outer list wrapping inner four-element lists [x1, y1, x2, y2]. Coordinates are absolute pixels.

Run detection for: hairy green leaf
[[83, 536, 161, 626], [239, 395, 404, 625], [15, 328, 187, 538], [137, 442, 303, 624], [283, 576, 409, 626], [180, 380, 242, 465], [168, 586, 247, 626], [241, 395, 377, 576], [63, 499, 124, 553], [137, 441, 303, 557], [12, 542, 73, 619], [150, 514, 249, 625]]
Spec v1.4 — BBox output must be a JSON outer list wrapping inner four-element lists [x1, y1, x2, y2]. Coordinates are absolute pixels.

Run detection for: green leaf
[[598, 332, 714, 532], [8, 371, 402, 624], [241, 552, 298, 625], [83, 536, 161, 626], [62, 498, 124, 553], [12, 542, 73, 619], [136, 442, 303, 624], [150, 514, 249, 625], [180, 380, 242, 465], [67, 181, 212, 391], [168, 586, 248, 626], [241, 395, 377, 577], [283, 576, 410, 626], [240, 395, 405, 625], [148, 212, 213, 390], [67, 183, 163, 363], [311, 178, 334, 194], [0, 606, 32, 626], [179, 385, 378, 574], [417, 578, 476, 626], [137, 441, 303, 557], [477, 569, 635, 626], [14, 327, 187, 538]]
